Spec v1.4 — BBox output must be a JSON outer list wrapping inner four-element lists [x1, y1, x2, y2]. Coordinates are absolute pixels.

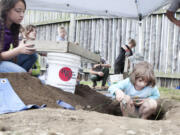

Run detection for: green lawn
[[80, 80, 109, 87], [159, 87, 180, 100]]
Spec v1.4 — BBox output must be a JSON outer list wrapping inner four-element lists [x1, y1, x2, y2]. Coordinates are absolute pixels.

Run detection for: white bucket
[[109, 74, 123, 85], [46, 53, 81, 93]]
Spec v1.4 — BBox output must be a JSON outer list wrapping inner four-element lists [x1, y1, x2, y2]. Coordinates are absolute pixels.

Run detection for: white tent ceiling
[[26, 0, 170, 20]]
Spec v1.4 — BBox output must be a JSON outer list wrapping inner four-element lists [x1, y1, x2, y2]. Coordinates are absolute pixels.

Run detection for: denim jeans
[[17, 53, 37, 71], [0, 53, 37, 73], [0, 61, 26, 73]]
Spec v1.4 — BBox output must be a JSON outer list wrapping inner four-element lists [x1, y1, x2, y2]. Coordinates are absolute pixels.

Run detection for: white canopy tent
[[26, 0, 170, 20], [25, 0, 171, 55]]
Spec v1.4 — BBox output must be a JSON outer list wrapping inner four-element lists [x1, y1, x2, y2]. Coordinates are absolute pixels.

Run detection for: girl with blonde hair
[[108, 61, 160, 119]]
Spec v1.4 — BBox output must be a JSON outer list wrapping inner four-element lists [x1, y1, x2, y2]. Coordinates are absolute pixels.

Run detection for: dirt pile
[[0, 73, 114, 113], [1, 108, 180, 135], [0, 73, 179, 119], [1, 73, 180, 135]]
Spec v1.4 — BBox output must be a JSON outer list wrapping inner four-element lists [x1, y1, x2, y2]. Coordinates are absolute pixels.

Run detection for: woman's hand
[[17, 40, 36, 55]]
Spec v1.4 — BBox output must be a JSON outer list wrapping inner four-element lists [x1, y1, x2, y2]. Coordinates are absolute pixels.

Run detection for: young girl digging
[[108, 61, 160, 119], [0, 0, 37, 73]]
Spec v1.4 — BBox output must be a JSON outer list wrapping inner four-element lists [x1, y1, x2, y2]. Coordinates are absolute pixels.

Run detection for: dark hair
[[25, 25, 36, 37], [0, 0, 26, 51], [130, 61, 156, 87]]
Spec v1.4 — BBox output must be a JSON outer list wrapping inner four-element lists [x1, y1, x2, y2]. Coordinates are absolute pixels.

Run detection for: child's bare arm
[[115, 90, 125, 102]]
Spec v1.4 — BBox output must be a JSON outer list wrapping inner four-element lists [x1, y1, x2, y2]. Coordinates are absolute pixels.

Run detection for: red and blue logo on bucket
[[59, 67, 72, 81]]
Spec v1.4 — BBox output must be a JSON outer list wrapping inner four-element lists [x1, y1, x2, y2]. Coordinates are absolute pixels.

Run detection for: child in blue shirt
[[56, 26, 66, 42], [108, 61, 160, 119]]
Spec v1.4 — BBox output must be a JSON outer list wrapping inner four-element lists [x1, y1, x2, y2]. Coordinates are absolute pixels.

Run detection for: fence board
[[23, 11, 180, 81]]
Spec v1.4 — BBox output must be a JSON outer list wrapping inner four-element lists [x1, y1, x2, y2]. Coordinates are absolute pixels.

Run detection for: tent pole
[[134, 0, 142, 21], [135, 0, 143, 54], [138, 21, 143, 54]]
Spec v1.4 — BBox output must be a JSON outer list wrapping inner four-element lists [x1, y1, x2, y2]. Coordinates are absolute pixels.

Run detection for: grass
[[80, 81, 93, 86], [80, 80, 108, 87], [80, 81, 180, 100], [159, 87, 180, 100]]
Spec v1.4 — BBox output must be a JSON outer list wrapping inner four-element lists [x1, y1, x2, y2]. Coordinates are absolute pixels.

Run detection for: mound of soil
[[0, 73, 114, 113], [1, 73, 180, 120]]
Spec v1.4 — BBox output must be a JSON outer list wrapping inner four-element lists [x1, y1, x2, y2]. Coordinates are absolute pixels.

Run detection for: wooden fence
[[22, 10, 180, 88]]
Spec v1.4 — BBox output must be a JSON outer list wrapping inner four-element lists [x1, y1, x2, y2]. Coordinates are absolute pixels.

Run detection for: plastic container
[[109, 74, 123, 85], [46, 53, 81, 93]]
